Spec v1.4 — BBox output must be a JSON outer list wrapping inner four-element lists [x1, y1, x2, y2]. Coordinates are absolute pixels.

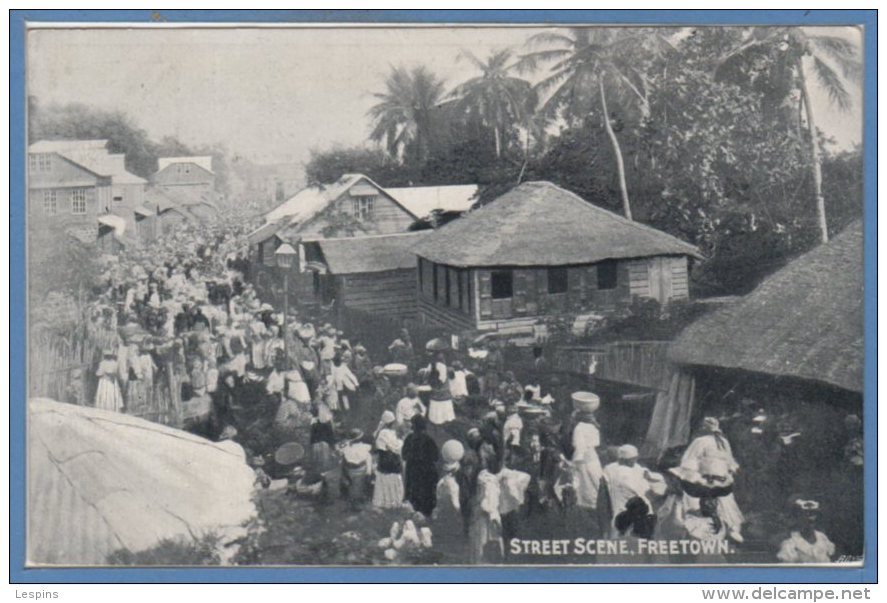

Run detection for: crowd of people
[[59, 215, 859, 566]]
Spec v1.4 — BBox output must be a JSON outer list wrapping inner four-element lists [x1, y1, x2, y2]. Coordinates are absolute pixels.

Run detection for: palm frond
[[810, 36, 862, 81], [456, 49, 487, 72], [812, 56, 852, 111], [525, 31, 576, 49], [514, 49, 572, 74]]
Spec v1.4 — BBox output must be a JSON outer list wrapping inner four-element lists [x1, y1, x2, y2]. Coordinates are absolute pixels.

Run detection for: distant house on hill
[[412, 181, 701, 334], [151, 156, 219, 221]]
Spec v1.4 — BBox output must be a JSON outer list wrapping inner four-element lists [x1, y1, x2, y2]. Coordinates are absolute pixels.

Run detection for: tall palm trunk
[[599, 79, 632, 220], [493, 126, 501, 159], [797, 59, 828, 243]]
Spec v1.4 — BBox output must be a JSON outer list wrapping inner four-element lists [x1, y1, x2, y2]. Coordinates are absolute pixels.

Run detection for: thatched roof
[[310, 231, 429, 275], [669, 220, 863, 393], [412, 181, 700, 267]]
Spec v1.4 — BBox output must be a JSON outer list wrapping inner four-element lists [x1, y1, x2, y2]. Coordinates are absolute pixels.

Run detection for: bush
[[106, 533, 223, 566]]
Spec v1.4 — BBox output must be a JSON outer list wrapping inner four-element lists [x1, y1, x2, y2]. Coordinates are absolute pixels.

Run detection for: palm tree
[[367, 66, 446, 165], [517, 28, 672, 220], [450, 49, 535, 159], [716, 28, 861, 243]]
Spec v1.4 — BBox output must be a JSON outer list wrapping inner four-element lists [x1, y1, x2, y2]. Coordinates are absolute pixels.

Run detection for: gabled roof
[[157, 156, 214, 174], [308, 231, 430, 275], [29, 139, 108, 153], [669, 220, 863, 393], [413, 181, 701, 267], [247, 220, 286, 246], [29, 140, 145, 185], [263, 173, 365, 224], [259, 174, 419, 242], [386, 184, 478, 219]]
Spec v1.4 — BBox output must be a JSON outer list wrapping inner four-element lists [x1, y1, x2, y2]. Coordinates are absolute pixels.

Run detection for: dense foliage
[[307, 26, 862, 296]]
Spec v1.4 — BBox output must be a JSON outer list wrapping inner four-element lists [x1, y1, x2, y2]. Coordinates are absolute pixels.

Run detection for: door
[[648, 258, 674, 303]]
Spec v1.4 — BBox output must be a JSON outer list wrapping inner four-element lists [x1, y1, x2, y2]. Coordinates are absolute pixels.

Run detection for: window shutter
[[478, 271, 492, 318], [513, 270, 528, 315], [586, 266, 598, 291], [568, 267, 585, 303], [524, 269, 538, 314]]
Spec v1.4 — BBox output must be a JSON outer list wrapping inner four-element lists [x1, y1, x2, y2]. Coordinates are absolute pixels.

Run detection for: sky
[[27, 25, 864, 167]]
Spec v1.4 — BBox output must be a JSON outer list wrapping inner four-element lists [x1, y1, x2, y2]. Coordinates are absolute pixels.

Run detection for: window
[[176, 164, 191, 175], [113, 194, 124, 203], [352, 196, 375, 220], [29, 153, 52, 173], [70, 189, 88, 215], [548, 267, 569, 294], [597, 260, 618, 290], [491, 270, 513, 299], [42, 191, 57, 215], [432, 264, 439, 300]]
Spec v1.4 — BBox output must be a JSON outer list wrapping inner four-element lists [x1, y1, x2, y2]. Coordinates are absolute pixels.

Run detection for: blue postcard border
[[8, 9, 878, 584]]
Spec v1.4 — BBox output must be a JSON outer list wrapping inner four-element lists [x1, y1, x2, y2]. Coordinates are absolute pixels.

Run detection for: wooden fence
[[28, 314, 182, 428], [552, 341, 673, 390]]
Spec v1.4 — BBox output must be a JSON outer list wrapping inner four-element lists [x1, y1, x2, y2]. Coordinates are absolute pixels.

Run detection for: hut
[[666, 220, 864, 555], [301, 231, 429, 319], [411, 181, 701, 334]]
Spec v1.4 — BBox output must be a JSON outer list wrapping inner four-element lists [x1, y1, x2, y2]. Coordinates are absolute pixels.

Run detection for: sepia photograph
[[16, 12, 871, 574]]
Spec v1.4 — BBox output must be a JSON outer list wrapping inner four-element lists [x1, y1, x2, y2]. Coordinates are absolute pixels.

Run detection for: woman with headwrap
[[372, 410, 404, 509], [680, 417, 745, 543]]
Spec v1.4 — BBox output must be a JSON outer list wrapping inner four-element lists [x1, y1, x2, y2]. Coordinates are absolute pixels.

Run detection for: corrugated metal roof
[[263, 173, 365, 225], [28, 399, 256, 566], [413, 181, 701, 267], [29, 139, 109, 153], [97, 214, 127, 235], [310, 231, 429, 274], [386, 184, 478, 218]]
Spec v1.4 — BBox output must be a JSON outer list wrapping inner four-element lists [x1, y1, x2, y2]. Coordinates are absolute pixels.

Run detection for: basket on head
[[383, 363, 408, 377], [441, 439, 465, 463], [571, 391, 600, 413]]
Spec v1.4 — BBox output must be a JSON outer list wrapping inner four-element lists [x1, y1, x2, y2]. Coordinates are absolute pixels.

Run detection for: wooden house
[[29, 140, 148, 247], [152, 156, 215, 197], [28, 140, 113, 245], [246, 173, 419, 302], [411, 181, 701, 334], [301, 231, 430, 319]]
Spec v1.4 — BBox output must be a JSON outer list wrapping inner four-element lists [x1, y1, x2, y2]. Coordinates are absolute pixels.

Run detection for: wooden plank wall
[[418, 297, 475, 332], [341, 268, 418, 318]]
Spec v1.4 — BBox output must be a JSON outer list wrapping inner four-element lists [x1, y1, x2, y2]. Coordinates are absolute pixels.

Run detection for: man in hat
[[602, 444, 666, 536]]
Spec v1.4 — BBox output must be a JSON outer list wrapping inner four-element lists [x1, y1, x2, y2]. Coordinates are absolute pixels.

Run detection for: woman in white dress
[[372, 410, 405, 509], [570, 393, 604, 513], [468, 455, 505, 563], [681, 417, 745, 542], [427, 365, 456, 425], [95, 349, 124, 412], [776, 499, 836, 563]]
